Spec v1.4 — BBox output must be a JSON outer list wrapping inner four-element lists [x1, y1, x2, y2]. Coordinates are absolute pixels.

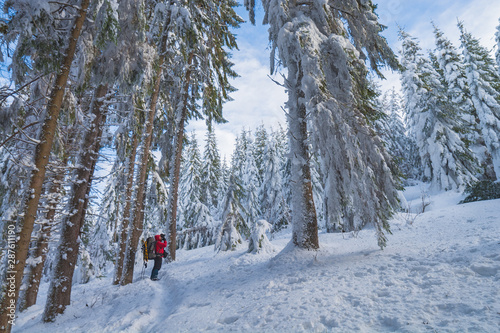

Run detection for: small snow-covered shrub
[[248, 220, 274, 254], [460, 180, 500, 203], [215, 214, 243, 252], [75, 248, 94, 284]]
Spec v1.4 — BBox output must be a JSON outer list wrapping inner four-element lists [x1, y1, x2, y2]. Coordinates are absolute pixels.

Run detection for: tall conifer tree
[[400, 29, 478, 191], [459, 22, 500, 179], [248, 0, 401, 249], [201, 128, 222, 212]]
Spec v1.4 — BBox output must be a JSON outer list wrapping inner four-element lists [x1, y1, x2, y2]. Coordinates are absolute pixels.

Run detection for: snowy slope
[[14, 187, 500, 332]]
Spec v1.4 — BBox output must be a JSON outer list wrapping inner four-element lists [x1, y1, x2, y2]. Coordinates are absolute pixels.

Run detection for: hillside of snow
[[14, 186, 500, 332]]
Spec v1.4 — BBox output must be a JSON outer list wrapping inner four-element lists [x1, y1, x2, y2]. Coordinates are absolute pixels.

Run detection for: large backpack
[[142, 236, 157, 261]]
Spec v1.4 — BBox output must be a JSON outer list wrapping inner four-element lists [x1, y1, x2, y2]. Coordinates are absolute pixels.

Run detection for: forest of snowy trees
[[1, 0, 500, 331]]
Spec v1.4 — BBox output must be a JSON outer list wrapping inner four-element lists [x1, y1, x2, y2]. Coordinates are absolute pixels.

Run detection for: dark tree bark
[[0, 1, 90, 330], [43, 84, 108, 322]]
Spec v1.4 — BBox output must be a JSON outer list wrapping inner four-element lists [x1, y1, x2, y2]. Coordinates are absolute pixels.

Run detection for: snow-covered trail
[[14, 191, 500, 332]]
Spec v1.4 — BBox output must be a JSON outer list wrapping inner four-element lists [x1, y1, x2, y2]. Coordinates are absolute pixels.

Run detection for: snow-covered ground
[[14, 185, 500, 332]]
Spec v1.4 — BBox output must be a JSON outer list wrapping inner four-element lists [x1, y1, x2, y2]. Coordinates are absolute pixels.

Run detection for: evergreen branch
[[267, 74, 286, 88], [48, 1, 82, 11], [0, 120, 42, 148], [2, 145, 33, 168], [280, 105, 290, 117], [0, 73, 48, 106]]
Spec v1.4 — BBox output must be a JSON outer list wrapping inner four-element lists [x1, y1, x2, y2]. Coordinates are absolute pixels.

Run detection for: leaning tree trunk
[[287, 59, 319, 250], [120, 67, 163, 286], [113, 132, 139, 285], [42, 84, 108, 322], [19, 157, 68, 312], [0, 1, 90, 331], [166, 52, 194, 262]]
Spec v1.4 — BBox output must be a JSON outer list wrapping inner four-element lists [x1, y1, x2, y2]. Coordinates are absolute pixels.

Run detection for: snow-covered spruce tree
[[249, 0, 401, 248], [433, 24, 493, 181], [0, 0, 90, 329], [201, 128, 222, 212], [273, 124, 292, 232], [215, 174, 245, 252], [216, 156, 231, 218], [310, 152, 325, 229], [400, 29, 478, 192], [231, 129, 251, 175], [377, 88, 422, 182], [259, 132, 290, 233], [496, 18, 500, 73], [248, 219, 274, 254], [433, 25, 477, 133], [165, 0, 242, 261], [240, 142, 261, 236], [459, 22, 500, 180], [178, 133, 215, 249], [253, 124, 268, 184]]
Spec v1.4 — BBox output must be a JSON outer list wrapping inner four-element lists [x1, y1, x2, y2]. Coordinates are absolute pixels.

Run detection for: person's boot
[[151, 269, 159, 280]]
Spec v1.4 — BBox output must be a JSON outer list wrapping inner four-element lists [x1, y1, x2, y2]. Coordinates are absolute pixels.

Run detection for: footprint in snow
[[218, 316, 239, 324], [470, 264, 499, 277]]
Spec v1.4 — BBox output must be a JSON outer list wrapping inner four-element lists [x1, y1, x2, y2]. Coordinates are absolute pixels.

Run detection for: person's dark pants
[[151, 256, 162, 280]]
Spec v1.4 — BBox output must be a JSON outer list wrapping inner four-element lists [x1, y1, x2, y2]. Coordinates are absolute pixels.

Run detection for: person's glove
[[160, 233, 166, 241]]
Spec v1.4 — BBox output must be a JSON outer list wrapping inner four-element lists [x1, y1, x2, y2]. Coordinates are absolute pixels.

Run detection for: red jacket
[[155, 235, 167, 255]]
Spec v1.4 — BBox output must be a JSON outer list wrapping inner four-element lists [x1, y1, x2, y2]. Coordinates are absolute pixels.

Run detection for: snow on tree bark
[[43, 84, 108, 322], [286, 56, 319, 249], [19, 156, 68, 312]]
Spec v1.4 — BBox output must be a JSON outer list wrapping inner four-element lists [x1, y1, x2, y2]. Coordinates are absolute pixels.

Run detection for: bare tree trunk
[[0, 1, 90, 330], [287, 59, 319, 249], [42, 84, 108, 322], [113, 132, 139, 285], [19, 158, 68, 311], [166, 52, 194, 262]]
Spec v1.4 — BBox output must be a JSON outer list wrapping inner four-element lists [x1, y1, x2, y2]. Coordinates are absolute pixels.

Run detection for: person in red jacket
[[151, 234, 167, 280]]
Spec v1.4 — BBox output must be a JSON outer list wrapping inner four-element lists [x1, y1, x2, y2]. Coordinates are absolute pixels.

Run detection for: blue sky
[[188, 0, 500, 159]]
